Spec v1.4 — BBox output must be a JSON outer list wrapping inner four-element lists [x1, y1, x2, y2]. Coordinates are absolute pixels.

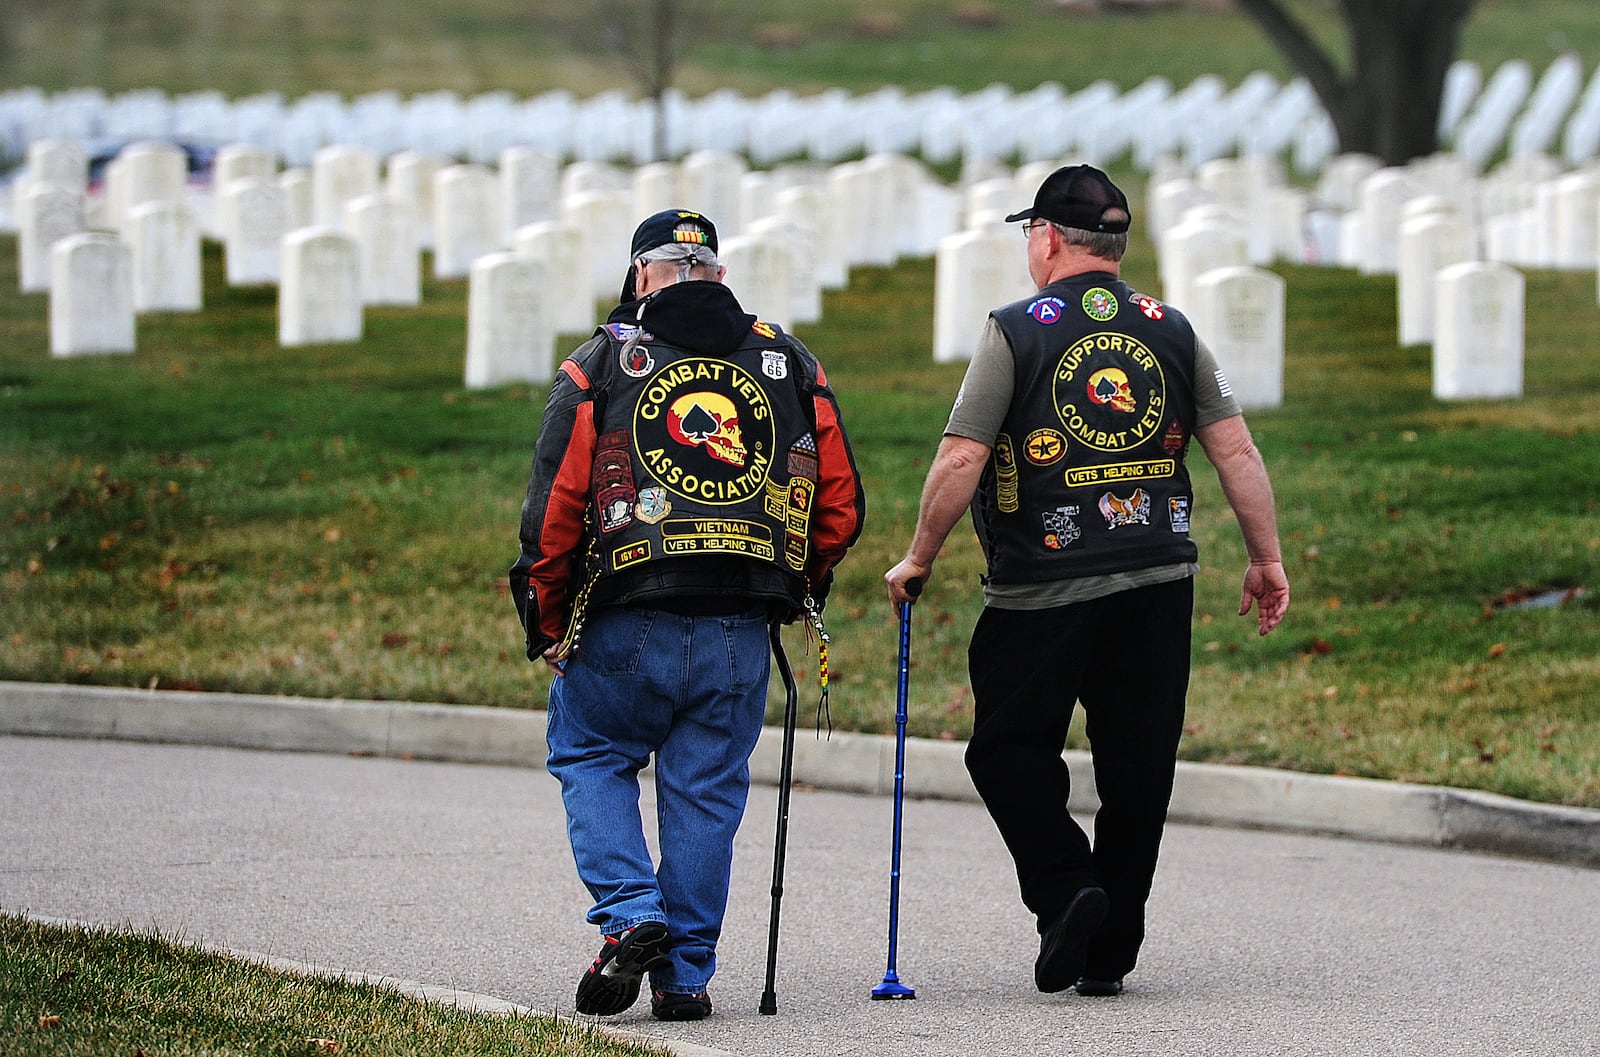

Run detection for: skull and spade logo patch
[[634, 357, 775, 506], [1050, 332, 1168, 453]]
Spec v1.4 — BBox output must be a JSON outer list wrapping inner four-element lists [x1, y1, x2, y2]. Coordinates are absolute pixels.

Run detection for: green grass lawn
[[3, 0, 1597, 102], [0, 914, 668, 1057], [2, 224, 1598, 807]]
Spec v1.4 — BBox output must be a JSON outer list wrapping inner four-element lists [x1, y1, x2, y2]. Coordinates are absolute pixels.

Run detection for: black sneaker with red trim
[[574, 921, 671, 1016], [651, 988, 712, 1021]]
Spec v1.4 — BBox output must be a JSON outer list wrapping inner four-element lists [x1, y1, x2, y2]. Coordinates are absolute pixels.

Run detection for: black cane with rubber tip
[[872, 577, 921, 1000], [759, 619, 800, 1016]]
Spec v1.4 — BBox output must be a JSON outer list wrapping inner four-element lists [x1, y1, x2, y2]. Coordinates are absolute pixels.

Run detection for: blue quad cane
[[872, 577, 921, 1001]]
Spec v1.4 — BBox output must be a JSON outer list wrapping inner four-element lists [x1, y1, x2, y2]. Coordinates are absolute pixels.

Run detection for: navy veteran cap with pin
[[621, 209, 719, 302]]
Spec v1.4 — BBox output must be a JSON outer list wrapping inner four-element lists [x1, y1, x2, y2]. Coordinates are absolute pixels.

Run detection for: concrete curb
[[4, 680, 1597, 869]]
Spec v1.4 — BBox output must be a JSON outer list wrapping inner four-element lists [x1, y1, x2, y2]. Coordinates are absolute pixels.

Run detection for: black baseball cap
[[620, 209, 719, 302], [1004, 164, 1132, 234]]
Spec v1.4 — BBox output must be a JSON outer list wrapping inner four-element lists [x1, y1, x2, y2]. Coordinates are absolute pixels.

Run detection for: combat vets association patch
[[762, 348, 788, 379], [1028, 296, 1066, 325], [1083, 287, 1119, 322], [635, 357, 775, 506]]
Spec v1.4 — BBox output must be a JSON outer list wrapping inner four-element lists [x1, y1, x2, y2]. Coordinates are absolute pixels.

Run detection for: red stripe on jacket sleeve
[[808, 392, 865, 588], [529, 401, 597, 644]]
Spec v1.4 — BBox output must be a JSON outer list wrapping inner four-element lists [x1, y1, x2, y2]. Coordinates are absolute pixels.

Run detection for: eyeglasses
[[1021, 219, 1048, 238]]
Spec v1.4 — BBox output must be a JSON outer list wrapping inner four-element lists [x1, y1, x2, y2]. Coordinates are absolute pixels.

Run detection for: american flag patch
[[1215, 370, 1234, 398]]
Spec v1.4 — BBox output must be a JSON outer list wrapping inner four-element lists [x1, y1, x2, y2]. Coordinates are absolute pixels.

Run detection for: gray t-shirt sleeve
[[943, 316, 1014, 445], [1192, 333, 1244, 425]]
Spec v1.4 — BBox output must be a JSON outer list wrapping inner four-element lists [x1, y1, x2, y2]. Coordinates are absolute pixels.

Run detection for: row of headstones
[[1140, 152, 1600, 277], [8, 56, 1600, 174], [1138, 154, 1564, 403], [24, 135, 1547, 401], [0, 76, 1331, 172], [20, 138, 977, 380], [929, 151, 1548, 404]]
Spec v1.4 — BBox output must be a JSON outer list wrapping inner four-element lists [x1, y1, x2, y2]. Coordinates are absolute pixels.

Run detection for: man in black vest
[[513, 209, 865, 1021], [885, 166, 1289, 998]]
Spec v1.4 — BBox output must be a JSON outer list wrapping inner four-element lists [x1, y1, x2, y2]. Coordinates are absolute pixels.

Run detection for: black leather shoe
[[1034, 886, 1109, 993], [651, 988, 712, 1021], [1074, 976, 1124, 997]]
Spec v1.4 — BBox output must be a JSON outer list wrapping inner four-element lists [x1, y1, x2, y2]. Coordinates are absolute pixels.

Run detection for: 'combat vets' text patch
[[1082, 288, 1119, 322], [1052, 332, 1168, 452], [635, 357, 775, 506]]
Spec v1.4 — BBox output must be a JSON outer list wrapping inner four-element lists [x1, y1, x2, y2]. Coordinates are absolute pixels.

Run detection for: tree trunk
[[1235, 0, 1477, 166], [651, 0, 678, 162]]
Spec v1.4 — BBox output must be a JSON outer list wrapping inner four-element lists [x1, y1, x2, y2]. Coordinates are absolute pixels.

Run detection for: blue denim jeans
[[545, 604, 771, 994]]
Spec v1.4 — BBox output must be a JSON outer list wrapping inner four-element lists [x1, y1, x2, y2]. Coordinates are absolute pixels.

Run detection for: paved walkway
[[3, 684, 1600, 1056]]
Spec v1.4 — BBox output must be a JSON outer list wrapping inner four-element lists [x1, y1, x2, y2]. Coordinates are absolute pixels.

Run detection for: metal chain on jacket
[[550, 514, 601, 666]]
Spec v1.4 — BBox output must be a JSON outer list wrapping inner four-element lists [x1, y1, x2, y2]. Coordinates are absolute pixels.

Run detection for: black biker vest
[[977, 274, 1200, 583], [583, 320, 821, 610]]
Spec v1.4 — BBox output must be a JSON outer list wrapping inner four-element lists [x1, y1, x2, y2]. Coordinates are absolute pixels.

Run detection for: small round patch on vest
[[620, 342, 655, 378], [1082, 287, 1119, 322], [1028, 296, 1066, 325], [1022, 428, 1067, 466]]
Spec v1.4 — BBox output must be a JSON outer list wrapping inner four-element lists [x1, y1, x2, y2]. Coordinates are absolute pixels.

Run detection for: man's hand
[[884, 558, 930, 608], [1239, 559, 1289, 636], [541, 640, 571, 675]]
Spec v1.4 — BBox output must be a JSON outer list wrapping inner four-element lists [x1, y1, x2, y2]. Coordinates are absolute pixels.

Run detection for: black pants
[[964, 577, 1193, 980]]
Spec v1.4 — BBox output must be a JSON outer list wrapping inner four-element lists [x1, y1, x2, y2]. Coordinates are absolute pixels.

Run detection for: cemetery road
[[4, 734, 1598, 1057]]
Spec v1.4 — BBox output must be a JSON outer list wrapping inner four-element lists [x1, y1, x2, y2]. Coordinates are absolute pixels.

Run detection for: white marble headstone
[[1433, 261, 1524, 400], [126, 201, 201, 313], [50, 233, 135, 356], [465, 252, 552, 388], [1192, 265, 1285, 410], [279, 228, 362, 346], [345, 194, 420, 307]]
